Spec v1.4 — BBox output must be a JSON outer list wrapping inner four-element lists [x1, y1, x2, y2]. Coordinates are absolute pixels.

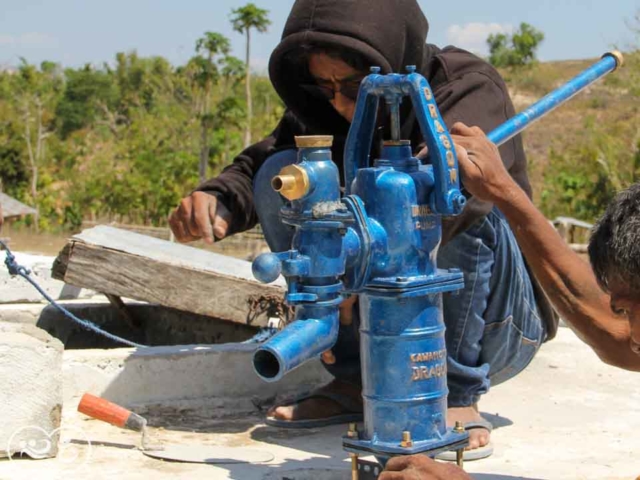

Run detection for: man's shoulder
[[428, 45, 507, 90]]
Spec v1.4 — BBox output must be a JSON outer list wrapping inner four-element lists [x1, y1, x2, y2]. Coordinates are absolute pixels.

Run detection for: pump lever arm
[[343, 67, 465, 216]]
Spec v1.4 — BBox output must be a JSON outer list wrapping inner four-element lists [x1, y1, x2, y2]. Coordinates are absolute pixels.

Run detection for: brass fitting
[[400, 430, 413, 448], [295, 135, 333, 148], [347, 422, 359, 439], [272, 164, 310, 201]]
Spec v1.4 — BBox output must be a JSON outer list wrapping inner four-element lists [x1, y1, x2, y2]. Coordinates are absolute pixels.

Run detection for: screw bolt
[[400, 430, 413, 448], [454, 421, 464, 433], [347, 422, 359, 439]]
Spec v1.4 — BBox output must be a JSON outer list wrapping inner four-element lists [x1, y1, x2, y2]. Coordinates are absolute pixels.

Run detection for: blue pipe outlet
[[253, 303, 340, 382]]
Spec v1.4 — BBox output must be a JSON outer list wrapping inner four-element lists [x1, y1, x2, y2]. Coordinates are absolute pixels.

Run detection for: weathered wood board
[[52, 226, 286, 327]]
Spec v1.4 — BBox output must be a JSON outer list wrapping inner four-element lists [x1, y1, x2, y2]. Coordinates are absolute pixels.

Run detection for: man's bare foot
[[267, 379, 362, 422], [447, 404, 491, 450]]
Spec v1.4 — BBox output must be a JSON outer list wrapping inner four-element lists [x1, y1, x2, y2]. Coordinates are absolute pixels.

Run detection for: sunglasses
[[300, 77, 365, 102]]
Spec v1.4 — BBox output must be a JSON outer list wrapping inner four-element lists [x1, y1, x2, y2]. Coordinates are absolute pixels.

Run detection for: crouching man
[[380, 123, 640, 479]]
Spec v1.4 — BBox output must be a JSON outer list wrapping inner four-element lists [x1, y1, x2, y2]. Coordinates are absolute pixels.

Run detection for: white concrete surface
[[62, 343, 333, 413], [0, 323, 64, 459], [0, 327, 638, 480], [0, 252, 95, 303]]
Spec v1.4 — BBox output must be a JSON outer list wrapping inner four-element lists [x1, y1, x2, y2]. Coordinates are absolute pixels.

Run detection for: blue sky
[[0, 0, 638, 71]]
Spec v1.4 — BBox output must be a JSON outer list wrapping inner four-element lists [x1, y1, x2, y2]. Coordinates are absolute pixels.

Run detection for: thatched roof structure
[[0, 192, 37, 219]]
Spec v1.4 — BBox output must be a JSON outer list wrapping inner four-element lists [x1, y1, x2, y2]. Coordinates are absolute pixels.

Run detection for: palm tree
[[230, 3, 271, 148], [192, 32, 231, 182]]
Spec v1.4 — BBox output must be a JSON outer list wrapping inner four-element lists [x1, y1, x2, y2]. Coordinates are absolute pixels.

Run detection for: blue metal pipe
[[253, 304, 339, 382], [488, 52, 623, 146]]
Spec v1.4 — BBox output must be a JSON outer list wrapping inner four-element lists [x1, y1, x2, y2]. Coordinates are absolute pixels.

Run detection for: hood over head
[[269, 0, 434, 133]]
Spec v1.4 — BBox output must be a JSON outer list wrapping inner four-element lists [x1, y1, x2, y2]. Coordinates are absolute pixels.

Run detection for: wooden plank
[[53, 226, 286, 327]]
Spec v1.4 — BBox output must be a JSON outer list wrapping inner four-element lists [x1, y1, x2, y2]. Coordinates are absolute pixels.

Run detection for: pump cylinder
[[359, 287, 449, 449]]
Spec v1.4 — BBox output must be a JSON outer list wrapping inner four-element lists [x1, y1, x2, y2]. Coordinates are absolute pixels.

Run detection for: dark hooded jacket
[[197, 0, 558, 339]]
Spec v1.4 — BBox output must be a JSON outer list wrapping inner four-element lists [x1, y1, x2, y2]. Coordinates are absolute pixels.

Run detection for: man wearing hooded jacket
[[169, 0, 557, 458]]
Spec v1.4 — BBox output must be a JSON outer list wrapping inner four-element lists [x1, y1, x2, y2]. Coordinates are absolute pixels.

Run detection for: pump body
[[251, 51, 623, 462], [252, 68, 469, 459]]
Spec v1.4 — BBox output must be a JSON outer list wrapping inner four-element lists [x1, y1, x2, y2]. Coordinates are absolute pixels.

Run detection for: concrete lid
[[0, 192, 37, 218]]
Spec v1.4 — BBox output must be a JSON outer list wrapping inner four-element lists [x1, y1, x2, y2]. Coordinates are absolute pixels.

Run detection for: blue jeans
[[254, 150, 546, 407]]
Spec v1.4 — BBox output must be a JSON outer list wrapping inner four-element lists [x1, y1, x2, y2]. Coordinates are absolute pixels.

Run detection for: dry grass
[[501, 53, 639, 203]]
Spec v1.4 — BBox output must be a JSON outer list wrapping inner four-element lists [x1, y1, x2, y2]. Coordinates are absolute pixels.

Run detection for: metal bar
[[389, 101, 401, 141], [487, 51, 623, 146]]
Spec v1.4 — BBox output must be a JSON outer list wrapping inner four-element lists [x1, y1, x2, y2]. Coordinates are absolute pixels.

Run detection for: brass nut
[[295, 135, 334, 148], [400, 430, 413, 448], [454, 421, 464, 434], [272, 164, 310, 201], [347, 422, 358, 439]]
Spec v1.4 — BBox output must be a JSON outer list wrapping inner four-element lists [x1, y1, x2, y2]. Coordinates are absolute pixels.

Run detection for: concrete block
[[64, 343, 333, 416], [0, 322, 64, 459], [0, 252, 96, 304]]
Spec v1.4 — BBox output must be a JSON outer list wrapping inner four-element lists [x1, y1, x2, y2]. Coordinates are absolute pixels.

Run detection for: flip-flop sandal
[[435, 419, 494, 462], [265, 384, 363, 429]]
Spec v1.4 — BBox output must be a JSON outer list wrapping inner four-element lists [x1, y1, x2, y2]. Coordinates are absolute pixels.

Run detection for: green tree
[[13, 59, 63, 230], [230, 3, 271, 148], [195, 33, 230, 182], [55, 65, 119, 137], [488, 23, 544, 68], [189, 32, 242, 181]]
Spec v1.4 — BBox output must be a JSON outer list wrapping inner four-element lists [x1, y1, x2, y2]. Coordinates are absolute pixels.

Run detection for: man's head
[[268, 0, 431, 133], [589, 183, 640, 352], [303, 47, 369, 123]]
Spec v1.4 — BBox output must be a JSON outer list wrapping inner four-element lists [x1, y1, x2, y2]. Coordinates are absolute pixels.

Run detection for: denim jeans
[[253, 149, 546, 407]]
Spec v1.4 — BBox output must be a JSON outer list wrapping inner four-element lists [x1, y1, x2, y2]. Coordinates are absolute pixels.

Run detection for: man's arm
[[450, 122, 640, 371], [169, 111, 304, 243]]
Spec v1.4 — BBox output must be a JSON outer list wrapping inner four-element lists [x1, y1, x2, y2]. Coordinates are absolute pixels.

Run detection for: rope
[[1, 240, 146, 348]]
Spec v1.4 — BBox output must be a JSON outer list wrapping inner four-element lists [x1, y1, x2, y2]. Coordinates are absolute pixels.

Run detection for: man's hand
[[169, 192, 232, 244], [450, 122, 518, 204], [380, 455, 471, 480]]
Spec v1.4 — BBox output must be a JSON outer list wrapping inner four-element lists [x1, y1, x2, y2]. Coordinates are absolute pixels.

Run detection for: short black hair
[[589, 182, 640, 293]]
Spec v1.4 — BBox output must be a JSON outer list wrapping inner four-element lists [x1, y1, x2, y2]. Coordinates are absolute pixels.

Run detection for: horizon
[[1, 1, 638, 72]]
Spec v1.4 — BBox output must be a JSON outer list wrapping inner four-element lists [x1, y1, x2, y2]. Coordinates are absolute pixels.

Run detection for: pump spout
[[252, 304, 339, 382]]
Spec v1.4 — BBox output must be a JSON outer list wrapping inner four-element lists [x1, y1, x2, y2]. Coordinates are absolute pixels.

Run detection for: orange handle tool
[[78, 393, 147, 432]]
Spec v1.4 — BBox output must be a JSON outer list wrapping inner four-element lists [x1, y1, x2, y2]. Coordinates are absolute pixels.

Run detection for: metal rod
[[487, 51, 624, 147], [454, 421, 465, 469], [351, 453, 359, 480], [390, 101, 401, 141]]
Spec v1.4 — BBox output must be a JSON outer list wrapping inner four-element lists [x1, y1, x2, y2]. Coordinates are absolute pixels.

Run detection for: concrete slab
[[62, 343, 333, 413], [0, 252, 96, 303], [0, 327, 638, 480], [0, 323, 64, 459]]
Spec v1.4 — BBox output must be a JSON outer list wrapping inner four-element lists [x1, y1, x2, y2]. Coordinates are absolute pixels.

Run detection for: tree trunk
[[199, 120, 209, 183], [199, 80, 212, 183], [243, 29, 252, 148], [22, 101, 39, 232], [224, 129, 230, 166]]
